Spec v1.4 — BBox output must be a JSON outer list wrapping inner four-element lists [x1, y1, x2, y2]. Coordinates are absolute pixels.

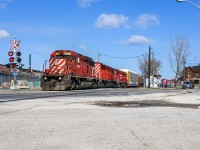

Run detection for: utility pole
[[98, 52, 101, 62], [29, 54, 31, 71], [183, 60, 186, 81], [152, 51, 154, 88], [148, 46, 151, 88], [29, 54, 31, 82]]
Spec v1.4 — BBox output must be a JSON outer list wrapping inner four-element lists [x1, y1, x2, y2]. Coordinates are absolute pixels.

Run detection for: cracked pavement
[[0, 88, 200, 150]]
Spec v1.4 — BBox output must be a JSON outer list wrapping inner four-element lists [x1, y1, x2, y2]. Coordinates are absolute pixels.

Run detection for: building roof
[[188, 66, 200, 73]]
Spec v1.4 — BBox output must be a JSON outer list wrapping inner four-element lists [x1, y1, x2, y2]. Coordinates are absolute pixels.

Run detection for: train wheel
[[71, 81, 76, 90], [93, 82, 98, 89], [76, 83, 80, 90], [102, 82, 106, 88]]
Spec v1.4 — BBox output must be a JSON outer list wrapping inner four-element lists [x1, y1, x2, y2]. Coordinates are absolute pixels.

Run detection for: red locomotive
[[41, 50, 127, 90], [94, 62, 115, 87], [114, 69, 127, 87], [94, 63, 127, 88]]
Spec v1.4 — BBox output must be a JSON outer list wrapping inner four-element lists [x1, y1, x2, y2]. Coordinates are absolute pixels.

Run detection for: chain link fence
[[0, 68, 41, 89]]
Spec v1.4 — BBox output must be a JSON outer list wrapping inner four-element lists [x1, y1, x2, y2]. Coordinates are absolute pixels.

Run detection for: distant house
[[0, 64, 41, 83], [185, 66, 200, 84]]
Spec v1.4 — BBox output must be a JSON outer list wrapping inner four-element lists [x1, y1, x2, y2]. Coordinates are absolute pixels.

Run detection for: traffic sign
[[12, 72, 18, 76], [10, 40, 20, 50], [11, 68, 18, 73]]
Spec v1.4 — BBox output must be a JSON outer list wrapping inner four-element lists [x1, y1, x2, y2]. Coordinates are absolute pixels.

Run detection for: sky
[[0, 0, 200, 79]]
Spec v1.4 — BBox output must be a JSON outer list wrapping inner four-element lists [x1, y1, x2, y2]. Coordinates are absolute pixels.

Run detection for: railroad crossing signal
[[11, 63, 17, 68], [9, 57, 15, 62], [6, 64, 11, 68], [16, 50, 22, 63], [10, 39, 20, 50], [8, 51, 14, 56], [16, 57, 21, 63], [7, 36, 22, 69], [16, 51, 21, 56]]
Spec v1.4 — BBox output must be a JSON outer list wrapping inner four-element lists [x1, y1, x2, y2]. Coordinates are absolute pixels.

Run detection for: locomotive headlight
[[44, 77, 47, 80], [59, 77, 62, 80]]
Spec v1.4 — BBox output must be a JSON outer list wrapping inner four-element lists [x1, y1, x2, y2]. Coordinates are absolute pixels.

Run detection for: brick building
[[185, 66, 200, 84], [0, 64, 41, 83]]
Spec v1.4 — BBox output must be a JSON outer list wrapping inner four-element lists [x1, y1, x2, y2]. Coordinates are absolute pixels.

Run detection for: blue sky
[[0, 0, 200, 79]]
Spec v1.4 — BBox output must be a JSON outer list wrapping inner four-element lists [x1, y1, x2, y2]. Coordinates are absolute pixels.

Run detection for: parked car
[[182, 81, 194, 89]]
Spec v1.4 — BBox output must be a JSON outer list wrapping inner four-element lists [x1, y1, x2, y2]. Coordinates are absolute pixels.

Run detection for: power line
[[100, 53, 144, 59], [152, 49, 170, 62]]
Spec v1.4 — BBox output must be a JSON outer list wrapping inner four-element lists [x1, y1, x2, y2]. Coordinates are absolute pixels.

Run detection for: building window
[[188, 72, 190, 77]]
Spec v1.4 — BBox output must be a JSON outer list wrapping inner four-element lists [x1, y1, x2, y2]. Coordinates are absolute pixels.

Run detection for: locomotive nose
[[49, 59, 66, 75]]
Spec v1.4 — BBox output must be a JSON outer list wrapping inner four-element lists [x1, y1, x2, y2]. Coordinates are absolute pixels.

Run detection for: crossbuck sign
[[10, 40, 20, 50]]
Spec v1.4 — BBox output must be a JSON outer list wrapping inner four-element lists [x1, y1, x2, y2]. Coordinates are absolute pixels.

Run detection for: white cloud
[[77, 0, 100, 8], [126, 35, 150, 45], [0, 29, 9, 39], [94, 13, 128, 28], [135, 14, 160, 29]]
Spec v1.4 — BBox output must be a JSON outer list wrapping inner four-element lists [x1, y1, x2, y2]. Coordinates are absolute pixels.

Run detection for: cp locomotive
[[41, 50, 127, 91]]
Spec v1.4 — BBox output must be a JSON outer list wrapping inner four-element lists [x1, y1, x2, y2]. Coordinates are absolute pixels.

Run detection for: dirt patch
[[93, 100, 200, 109]]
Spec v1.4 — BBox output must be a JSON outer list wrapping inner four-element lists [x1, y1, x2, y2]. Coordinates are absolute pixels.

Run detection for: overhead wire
[[100, 53, 144, 59], [152, 48, 170, 63]]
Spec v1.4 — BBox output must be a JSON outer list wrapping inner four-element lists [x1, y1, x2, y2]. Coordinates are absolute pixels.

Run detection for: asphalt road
[[0, 88, 200, 150], [0, 88, 180, 103]]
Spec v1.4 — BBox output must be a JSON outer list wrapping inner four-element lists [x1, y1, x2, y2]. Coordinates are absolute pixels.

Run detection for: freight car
[[120, 69, 139, 87], [41, 50, 127, 91]]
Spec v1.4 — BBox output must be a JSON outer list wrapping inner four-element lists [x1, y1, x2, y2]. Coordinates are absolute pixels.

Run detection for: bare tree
[[169, 35, 190, 84], [138, 54, 161, 77]]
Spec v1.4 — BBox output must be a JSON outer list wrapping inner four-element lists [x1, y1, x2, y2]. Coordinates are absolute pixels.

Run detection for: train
[[41, 50, 128, 91]]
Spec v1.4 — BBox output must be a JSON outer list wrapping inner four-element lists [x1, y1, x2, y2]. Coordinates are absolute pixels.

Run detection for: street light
[[176, 0, 200, 9]]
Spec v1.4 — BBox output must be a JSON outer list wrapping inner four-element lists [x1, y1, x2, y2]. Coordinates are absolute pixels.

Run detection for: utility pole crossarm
[[98, 52, 101, 62]]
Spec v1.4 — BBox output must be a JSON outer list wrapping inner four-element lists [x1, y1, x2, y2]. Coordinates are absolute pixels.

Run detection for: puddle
[[93, 100, 200, 109]]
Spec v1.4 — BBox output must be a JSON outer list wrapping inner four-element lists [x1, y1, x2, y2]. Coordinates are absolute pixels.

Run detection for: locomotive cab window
[[89, 61, 94, 66], [51, 56, 55, 59], [72, 56, 76, 61], [56, 55, 70, 60]]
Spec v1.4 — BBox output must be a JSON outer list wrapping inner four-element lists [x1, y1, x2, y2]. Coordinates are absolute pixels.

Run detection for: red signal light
[[8, 51, 13, 56], [9, 57, 14, 62], [11, 63, 17, 68], [16, 51, 21, 56]]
